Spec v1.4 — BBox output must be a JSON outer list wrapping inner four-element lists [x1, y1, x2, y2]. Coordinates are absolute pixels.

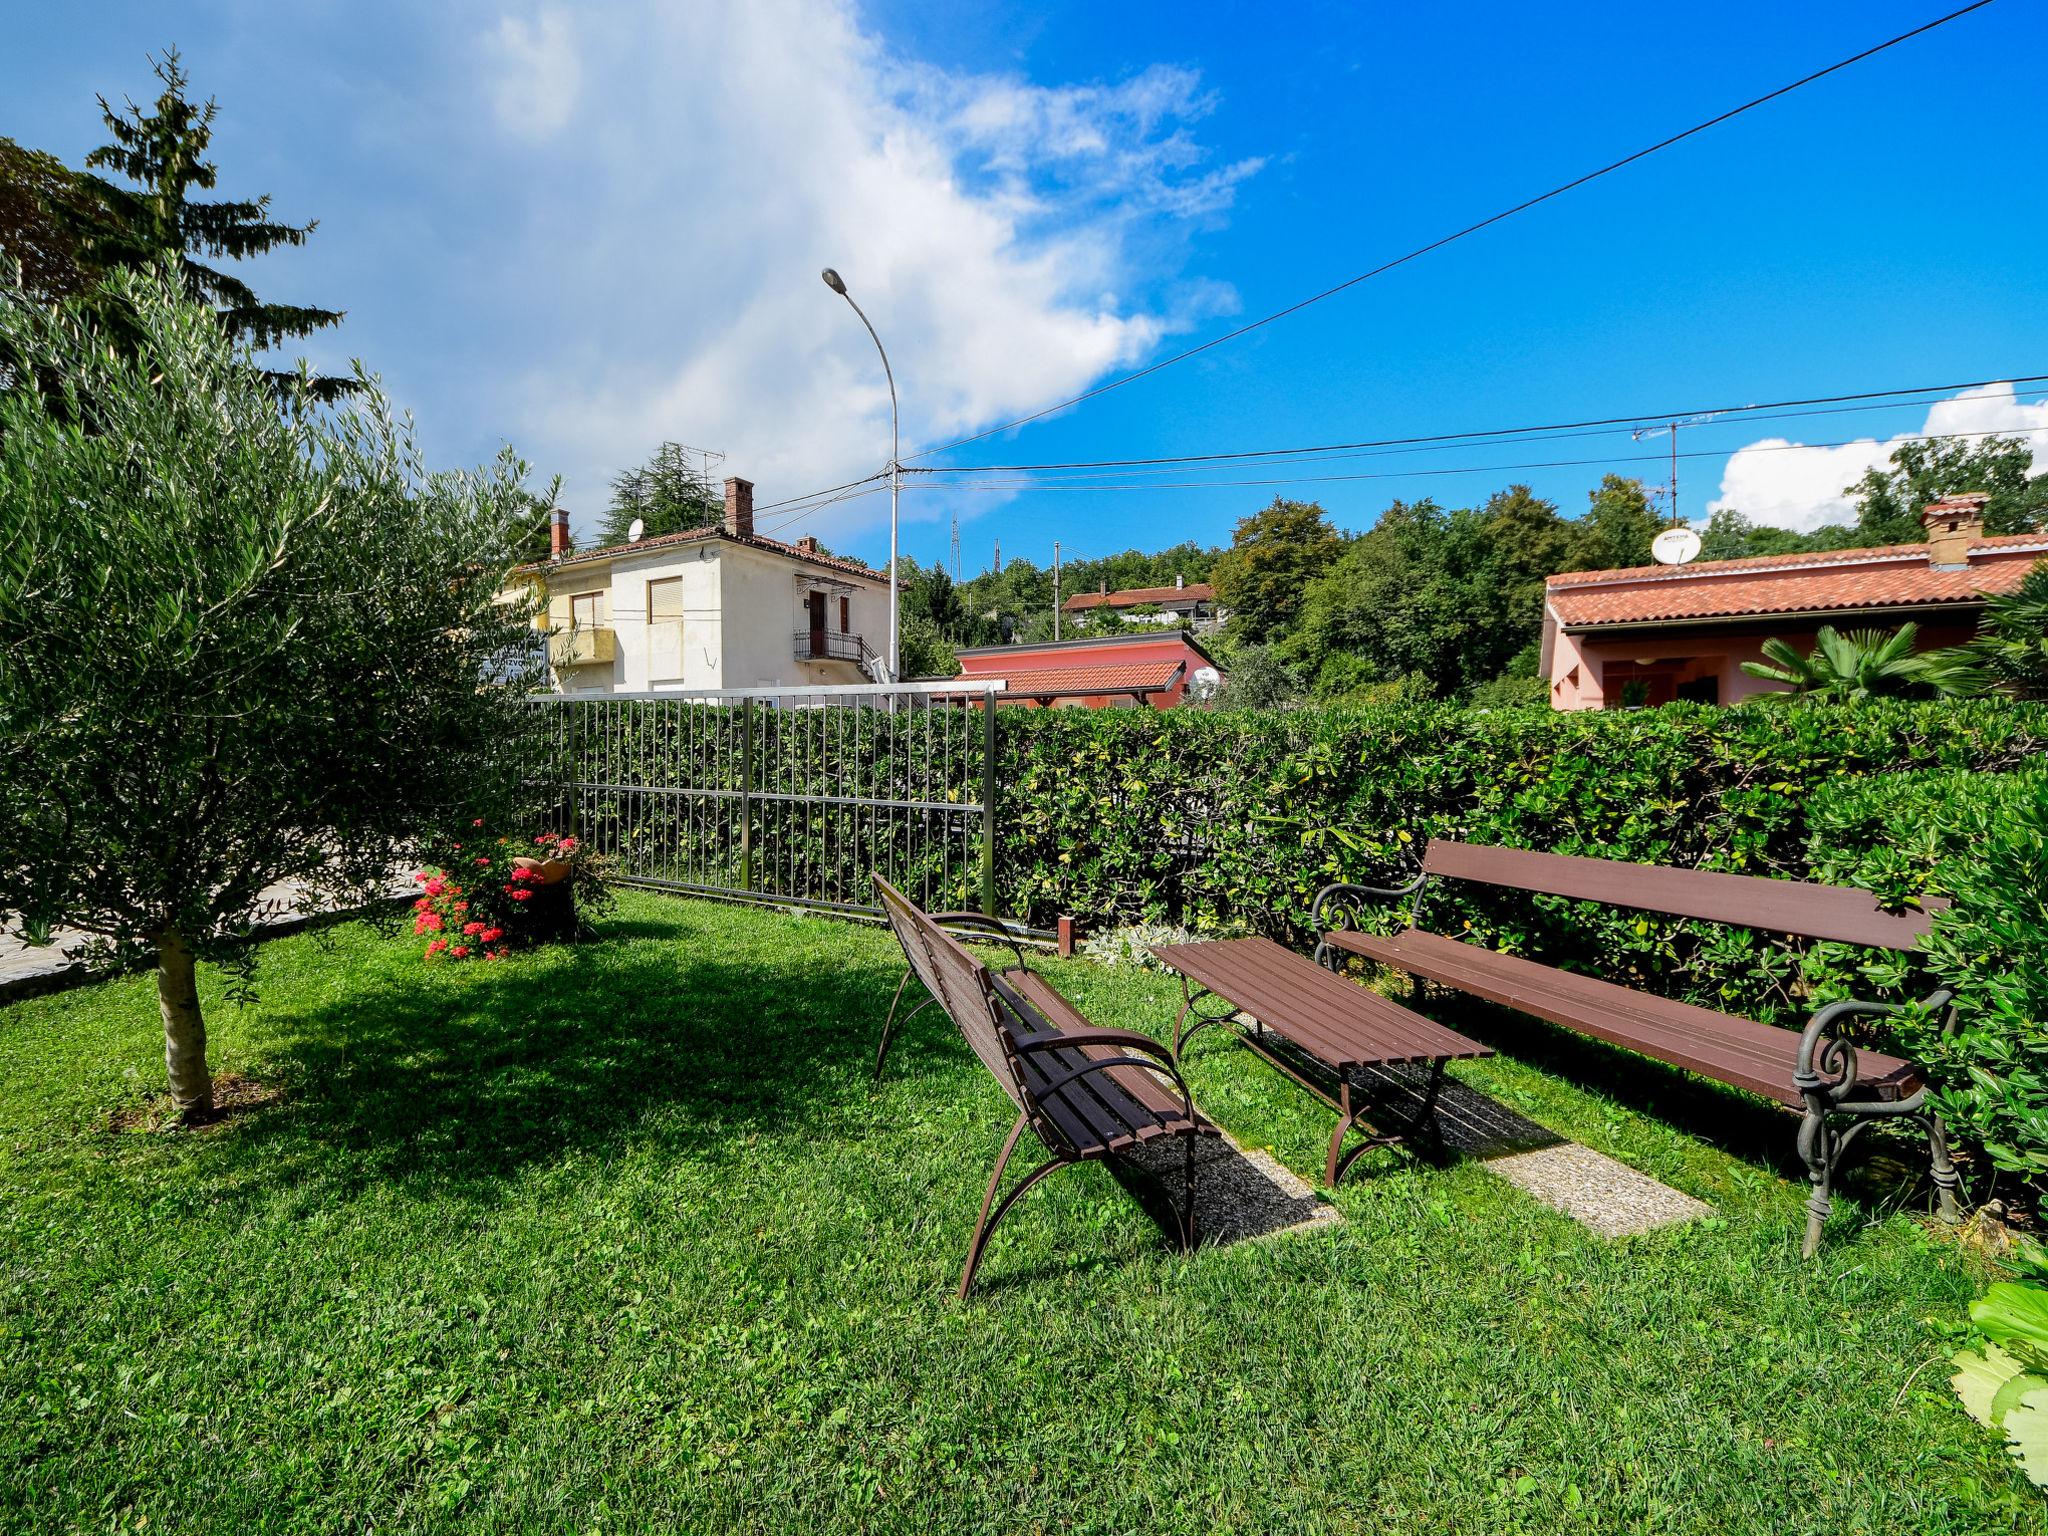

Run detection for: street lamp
[[820, 267, 899, 682]]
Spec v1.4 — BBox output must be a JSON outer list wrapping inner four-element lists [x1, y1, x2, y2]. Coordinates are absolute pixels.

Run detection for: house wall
[[716, 542, 887, 689], [1550, 617, 1979, 710], [541, 539, 888, 693]]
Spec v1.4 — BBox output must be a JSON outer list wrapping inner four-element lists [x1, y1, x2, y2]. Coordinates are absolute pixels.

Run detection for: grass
[[0, 888, 2038, 1533]]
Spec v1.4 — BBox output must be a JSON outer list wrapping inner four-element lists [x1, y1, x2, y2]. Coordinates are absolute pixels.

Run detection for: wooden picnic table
[[1152, 936, 1491, 1186]]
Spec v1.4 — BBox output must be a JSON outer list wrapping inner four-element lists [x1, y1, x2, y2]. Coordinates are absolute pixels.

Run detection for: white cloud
[[449, 0, 1251, 543], [1707, 383, 2048, 532], [488, 9, 582, 140]]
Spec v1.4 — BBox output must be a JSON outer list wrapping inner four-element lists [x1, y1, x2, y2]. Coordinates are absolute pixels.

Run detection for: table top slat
[[1153, 937, 1490, 1070]]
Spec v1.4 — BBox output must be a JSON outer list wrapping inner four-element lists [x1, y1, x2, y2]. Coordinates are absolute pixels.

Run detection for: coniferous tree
[[59, 51, 354, 398], [597, 442, 722, 546]]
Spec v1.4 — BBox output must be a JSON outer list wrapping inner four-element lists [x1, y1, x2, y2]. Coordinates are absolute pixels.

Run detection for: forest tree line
[[895, 433, 2047, 702]]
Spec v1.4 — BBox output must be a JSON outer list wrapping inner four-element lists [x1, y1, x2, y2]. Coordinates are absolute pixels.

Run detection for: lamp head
[[820, 267, 847, 295]]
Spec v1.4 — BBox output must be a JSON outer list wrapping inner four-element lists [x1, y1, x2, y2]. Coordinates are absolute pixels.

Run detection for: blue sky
[[8, 0, 2046, 571]]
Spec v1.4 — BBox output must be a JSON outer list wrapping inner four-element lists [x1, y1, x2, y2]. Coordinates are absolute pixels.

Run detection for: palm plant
[[1740, 623, 1951, 701], [1962, 560, 2048, 699]]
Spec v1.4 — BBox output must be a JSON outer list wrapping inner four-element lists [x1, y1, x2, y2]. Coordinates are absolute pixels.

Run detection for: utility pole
[[1053, 540, 1061, 641], [1668, 419, 1678, 525], [950, 510, 960, 582], [993, 536, 1000, 575]]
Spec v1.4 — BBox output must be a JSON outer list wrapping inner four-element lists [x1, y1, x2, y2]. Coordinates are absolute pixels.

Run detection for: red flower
[[451, 945, 470, 959], [453, 902, 468, 913], [510, 889, 533, 902], [474, 856, 490, 867], [462, 921, 484, 936], [558, 837, 578, 853], [472, 817, 485, 827], [485, 948, 506, 960], [452, 843, 461, 852], [425, 938, 447, 956], [480, 927, 503, 943], [419, 913, 443, 932], [413, 871, 428, 885]]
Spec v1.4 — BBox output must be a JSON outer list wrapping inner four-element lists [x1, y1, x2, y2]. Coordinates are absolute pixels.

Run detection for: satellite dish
[[626, 517, 645, 543], [1651, 527, 1702, 566]]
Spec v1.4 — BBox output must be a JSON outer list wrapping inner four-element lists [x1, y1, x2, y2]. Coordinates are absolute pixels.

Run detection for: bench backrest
[[874, 875, 1028, 1109], [1419, 838, 1944, 951]]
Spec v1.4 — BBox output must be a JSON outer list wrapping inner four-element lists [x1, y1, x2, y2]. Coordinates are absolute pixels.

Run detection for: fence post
[[980, 690, 998, 916], [739, 696, 754, 893]]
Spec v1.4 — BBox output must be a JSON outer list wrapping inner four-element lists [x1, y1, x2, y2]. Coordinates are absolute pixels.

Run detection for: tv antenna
[[1630, 409, 1743, 525]]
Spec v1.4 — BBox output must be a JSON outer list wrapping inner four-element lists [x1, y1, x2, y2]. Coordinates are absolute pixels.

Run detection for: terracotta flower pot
[[511, 856, 572, 886]]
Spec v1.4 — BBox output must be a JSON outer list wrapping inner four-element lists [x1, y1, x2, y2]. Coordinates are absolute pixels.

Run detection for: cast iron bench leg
[[1797, 1094, 1966, 1259]]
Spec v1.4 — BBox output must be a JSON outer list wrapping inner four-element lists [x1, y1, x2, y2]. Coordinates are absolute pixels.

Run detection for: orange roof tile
[[1547, 536, 2045, 628], [1000, 660, 1187, 697], [1063, 582, 1216, 611]]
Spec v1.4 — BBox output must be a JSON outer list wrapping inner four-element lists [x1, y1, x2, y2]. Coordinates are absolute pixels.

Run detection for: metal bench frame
[[1313, 839, 1963, 1256], [873, 877, 1215, 1297]]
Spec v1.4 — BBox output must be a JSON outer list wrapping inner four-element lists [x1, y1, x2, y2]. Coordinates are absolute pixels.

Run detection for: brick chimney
[[724, 476, 754, 539], [550, 506, 569, 558], [1175, 573, 1185, 589], [1922, 492, 1987, 568], [795, 536, 819, 555]]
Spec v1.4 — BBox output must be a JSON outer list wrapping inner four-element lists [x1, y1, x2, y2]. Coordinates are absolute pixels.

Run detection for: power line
[[904, 0, 2000, 463], [895, 425, 2041, 495], [905, 372, 2048, 478]]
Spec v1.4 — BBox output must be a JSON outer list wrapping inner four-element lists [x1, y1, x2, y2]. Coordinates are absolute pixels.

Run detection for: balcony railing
[[549, 626, 618, 667], [793, 629, 870, 664]]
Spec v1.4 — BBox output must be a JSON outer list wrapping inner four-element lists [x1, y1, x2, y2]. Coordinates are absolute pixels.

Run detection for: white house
[[516, 478, 892, 693]]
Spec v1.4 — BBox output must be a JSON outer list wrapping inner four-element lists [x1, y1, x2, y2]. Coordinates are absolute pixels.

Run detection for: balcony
[[793, 629, 870, 664], [549, 627, 618, 667]]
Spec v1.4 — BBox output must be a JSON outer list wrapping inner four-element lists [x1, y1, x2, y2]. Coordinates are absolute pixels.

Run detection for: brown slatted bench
[[873, 876, 1219, 1297], [1153, 937, 1491, 1187], [1314, 839, 1964, 1254]]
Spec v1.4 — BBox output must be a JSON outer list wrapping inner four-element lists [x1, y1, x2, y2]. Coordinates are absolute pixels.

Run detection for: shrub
[[1806, 768, 2048, 1182], [412, 824, 608, 961]]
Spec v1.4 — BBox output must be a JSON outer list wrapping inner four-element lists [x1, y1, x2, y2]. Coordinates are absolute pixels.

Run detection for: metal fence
[[525, 681, 1002, 917]]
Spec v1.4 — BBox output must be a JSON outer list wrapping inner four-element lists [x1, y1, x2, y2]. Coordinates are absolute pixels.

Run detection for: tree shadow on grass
[[210, 934, 922, 1211]]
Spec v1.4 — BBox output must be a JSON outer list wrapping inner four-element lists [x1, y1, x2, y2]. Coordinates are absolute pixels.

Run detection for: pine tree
[[64, 51, 354, 398], [596, 443, 722, 546]]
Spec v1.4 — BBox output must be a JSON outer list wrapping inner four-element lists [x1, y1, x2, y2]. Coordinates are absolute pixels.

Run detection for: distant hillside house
[[1542, 494, 2045, 709], [955, 631, 1224, 709], [511, 478, 891, 693], [1062, 576, 1222, 632]]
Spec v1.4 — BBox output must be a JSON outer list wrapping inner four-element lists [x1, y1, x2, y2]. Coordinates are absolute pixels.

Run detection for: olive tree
[[0, 268, 543, 1117]]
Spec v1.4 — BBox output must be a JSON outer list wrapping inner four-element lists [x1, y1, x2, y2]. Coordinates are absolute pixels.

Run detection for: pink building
[[1542, 495, 2044, 709], [954, 631, 1224, 708]]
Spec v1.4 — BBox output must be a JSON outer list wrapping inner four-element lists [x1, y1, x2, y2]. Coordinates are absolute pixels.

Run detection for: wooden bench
[[873, 876, 1218, 1297], [1314, 840, 1963, 1255], [1153, 936, 1491, 1186]]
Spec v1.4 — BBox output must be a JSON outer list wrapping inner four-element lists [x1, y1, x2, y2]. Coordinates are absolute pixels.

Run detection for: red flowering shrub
[[411, 824, 607, 962]]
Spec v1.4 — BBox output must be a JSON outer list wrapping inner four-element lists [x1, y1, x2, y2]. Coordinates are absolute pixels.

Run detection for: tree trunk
[[156, 927, 213, 1118]]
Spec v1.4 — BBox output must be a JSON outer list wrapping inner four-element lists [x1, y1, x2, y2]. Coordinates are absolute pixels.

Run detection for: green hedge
[[994, 699, 2046, 1030], [1807, 768, 2048, 1182]]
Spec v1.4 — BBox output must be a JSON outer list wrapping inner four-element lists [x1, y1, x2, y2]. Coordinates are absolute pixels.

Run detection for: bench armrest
[[925, 911, 1029, 970], [1796, 989, 1952, 1101], [1313, 875, 1424, 931], [1015, 1028, 1198, 1124]]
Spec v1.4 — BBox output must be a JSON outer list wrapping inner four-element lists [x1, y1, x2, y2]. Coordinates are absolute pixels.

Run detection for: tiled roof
[[1000, 660, 1187, 697], [1547, 536, 2045, 628], [514, 526, 883, 582], [1063, 582, 1215, 611]]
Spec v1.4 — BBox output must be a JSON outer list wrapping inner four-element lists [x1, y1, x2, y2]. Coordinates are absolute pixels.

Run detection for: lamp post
[[820, 267, 899, 682]]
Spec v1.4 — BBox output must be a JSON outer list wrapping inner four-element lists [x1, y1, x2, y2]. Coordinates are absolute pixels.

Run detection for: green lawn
[[1, 890, 2036, 1533]]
